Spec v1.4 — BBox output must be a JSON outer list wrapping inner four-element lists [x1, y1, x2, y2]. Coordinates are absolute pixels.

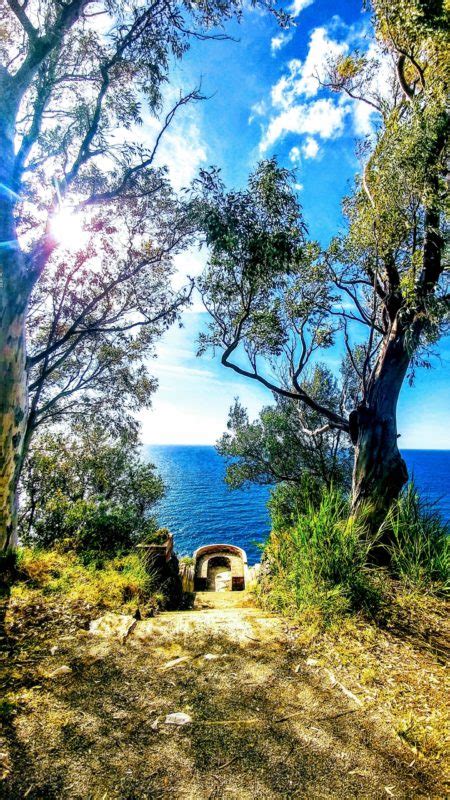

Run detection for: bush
[[19, 428, 165, 558], [268, 475, 324, 531], [261, 487, 382, 622], [14, 548, 162, 613], [380, 483, 449, 591]]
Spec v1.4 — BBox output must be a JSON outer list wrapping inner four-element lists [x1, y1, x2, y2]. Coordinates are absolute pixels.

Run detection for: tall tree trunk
[[0, 85, 29, 552], [350, 331, 410, 534], [0, 289, 28, 551]]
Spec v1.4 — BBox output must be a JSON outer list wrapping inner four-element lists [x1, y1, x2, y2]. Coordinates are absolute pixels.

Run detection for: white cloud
[[271, 28, 349, 108], [302, 135, 319, 159], [257, 19, 395, 155], [289, 0, 314, 17], [270, 31, 294, 55], [289, 145, 301, 164], [260, 98, 348, 152], [153, 120, 207, 192], [351, 41, 395, 135], [139, 94, 207, 192]]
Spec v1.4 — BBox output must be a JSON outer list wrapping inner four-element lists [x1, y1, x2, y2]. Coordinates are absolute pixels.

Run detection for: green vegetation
[[258, 483, 449, 625], [259, 488, 382, 622], [12, 547, 163, 615], [218, 365, 352, 491], [19, 427, 164, 561], [381, 483, 450, 589]]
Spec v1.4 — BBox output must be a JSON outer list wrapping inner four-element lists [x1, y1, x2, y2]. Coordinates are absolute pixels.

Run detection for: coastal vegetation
[[0, 0, 448, 797], [197, 0, 449, 534]]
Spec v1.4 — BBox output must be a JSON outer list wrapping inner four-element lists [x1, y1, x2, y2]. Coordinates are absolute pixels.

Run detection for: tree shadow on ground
[[1, 610, 439, 800]]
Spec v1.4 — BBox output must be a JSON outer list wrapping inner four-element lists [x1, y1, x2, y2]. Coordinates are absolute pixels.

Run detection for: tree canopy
[[196, 0, 449, 526], [218, 365, 352, 491]]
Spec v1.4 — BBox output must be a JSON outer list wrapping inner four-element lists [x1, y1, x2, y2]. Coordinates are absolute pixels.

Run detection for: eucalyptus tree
[[197, 0, 449, 531], [0, 0, 284, 551], [218, 365, 352, 491]]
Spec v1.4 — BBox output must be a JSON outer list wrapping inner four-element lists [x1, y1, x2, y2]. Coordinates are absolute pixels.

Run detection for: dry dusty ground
[[0, 590, 447, 799]]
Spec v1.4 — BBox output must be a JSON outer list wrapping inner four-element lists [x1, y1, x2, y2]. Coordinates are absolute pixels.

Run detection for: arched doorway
[[207, 556, 232, 591], [193, 544, 247, 591]]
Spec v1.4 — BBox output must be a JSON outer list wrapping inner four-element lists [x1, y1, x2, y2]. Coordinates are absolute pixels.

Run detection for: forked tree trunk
[[350, 332, 410, 535], [0, 286, 29, 552]]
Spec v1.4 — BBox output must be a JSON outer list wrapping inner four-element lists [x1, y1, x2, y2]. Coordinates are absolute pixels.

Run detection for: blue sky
[[139, 0, 450, 448]]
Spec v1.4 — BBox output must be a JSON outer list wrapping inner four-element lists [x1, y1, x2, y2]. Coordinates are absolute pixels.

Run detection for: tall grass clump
[[13, 548, 163, 614], [261, 487, 381, 622], [380, 483, 449, 592]]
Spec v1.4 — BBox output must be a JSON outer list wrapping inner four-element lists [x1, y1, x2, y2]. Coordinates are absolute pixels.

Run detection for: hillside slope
[[1, 589, 446, 799]]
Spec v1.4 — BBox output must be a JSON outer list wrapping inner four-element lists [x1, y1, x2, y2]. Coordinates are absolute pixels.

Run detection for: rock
[[112, 710, 129, 720], [47, 665, 72, 678], [159, 656, 190, 672], [164, 712, 192, 726], [202, 653, 220, 661], [89, 613, 137, 642], [132, 619, 155, 641]]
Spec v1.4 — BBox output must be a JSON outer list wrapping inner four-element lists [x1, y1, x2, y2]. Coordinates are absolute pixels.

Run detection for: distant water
[[146, 446, 450, 565]]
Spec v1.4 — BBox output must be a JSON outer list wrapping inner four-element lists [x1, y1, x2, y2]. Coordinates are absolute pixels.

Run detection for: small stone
[[112, 710, 129, 720], [202, 653, 220, 661], [159, 656, 190, 671], [49, 645, 58, 656], [47, 665, 72, 678], [164, 712, 192, 726], [306, 658, 318, 667], [89, 613, 137, 642]]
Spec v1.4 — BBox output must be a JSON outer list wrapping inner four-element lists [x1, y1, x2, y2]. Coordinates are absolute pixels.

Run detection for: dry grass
[[12, 547, 163, 615], [282, 583, 449, 773], [1, 582, 447, 799]]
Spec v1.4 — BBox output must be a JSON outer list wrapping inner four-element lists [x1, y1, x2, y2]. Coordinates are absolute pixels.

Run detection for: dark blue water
[[147, 446, 450, 565]]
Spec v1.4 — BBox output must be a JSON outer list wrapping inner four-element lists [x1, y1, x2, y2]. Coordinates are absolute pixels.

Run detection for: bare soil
[[0, 590, 446, 799]]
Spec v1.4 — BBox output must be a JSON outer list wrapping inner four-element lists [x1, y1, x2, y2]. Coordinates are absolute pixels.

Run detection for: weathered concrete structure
[[193, 544, 247, 592]]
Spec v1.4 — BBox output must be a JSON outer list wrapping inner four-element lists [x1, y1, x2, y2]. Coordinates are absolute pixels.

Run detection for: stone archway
[[193, 544, 247, 592]]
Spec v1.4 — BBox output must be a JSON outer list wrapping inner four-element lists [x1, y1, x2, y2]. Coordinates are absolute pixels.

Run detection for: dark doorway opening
[[206, 556, 232, 591]]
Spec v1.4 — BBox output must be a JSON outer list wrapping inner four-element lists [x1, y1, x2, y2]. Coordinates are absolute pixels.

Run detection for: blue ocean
[[147, 446, 450, 565]]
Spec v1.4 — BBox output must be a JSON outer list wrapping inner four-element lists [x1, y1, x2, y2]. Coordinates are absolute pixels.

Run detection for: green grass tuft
[[380, 482, 449, 592], [259, 487, 382, 623]]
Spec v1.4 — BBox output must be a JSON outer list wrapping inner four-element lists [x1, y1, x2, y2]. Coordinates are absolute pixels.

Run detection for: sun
[[50, 206, 89, 251]]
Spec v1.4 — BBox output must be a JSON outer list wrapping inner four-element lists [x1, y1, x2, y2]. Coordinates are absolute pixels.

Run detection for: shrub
[[268, 475, 324, 531], [380, 483, 449, 591], [19, 427, 165, 558], [261, 487, 382, 622], [14, 548, 161, 613]]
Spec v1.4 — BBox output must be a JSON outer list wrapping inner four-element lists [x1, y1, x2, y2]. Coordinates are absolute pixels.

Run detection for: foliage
[[218, 364, 352, 491], [260, 488, 382, 622], [0, 0, 286, 550], [267, 476, 325, 531], [196, 1, 449, 525], [19, 426, 164, 558], [380, 482, 449, 590], [14, 547, 162, 613], [145, 527, 171, 546]]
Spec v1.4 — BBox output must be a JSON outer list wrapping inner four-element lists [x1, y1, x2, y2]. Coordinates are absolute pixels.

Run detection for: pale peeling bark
[[0, 290, 28, 551], [0, 82, 29, 551]]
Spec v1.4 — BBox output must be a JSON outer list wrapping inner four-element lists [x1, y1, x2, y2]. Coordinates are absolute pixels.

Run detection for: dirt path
[[1, 591, 439, 799]]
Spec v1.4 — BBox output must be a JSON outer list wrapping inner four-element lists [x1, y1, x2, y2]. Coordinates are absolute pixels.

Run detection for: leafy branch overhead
[[0, 0, 287, 549], [197, 0, 449, 527]]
